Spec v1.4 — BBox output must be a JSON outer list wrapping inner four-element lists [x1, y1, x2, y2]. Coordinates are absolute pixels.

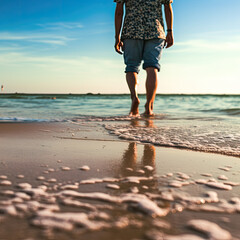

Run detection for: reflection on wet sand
[[142, 144, 156, 167], [120, 119, 157, 177], [120, 142, 156, 177], [121, 142, 138, 171], [144, 119, 155, 128]]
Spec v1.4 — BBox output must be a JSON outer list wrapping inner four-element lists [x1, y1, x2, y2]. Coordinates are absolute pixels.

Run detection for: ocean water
[[0, 93, 240, 156]]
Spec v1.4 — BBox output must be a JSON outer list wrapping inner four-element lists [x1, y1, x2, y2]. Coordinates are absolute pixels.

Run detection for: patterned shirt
[[114, 0, 173, 40]]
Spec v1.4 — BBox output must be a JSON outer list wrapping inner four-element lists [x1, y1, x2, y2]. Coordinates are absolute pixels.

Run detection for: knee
[[126, 72, 138, 79], [145, 67, 158, 74]]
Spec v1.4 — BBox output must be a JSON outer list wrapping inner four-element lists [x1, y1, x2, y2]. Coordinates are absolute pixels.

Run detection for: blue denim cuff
[[143, 63, 161, 72], [125, 66, 140, 74]]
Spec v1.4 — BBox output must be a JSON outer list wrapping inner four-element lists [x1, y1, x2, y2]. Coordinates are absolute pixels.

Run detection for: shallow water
[[0, 93, 240, 122], [1, 93, 239, 157]]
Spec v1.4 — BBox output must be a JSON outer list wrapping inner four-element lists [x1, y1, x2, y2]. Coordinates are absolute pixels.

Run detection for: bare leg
[[121, 142, 137, 173], [144, 67, 158, 116], [126, 72, 140, 116], [142, 144, 156, 167]]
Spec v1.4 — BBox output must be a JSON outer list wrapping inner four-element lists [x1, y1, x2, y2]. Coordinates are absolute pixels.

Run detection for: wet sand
[[0, 122, 240, 240]]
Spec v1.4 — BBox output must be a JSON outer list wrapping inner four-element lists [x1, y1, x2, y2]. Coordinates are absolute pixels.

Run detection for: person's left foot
[[143, 102, 154, 116]]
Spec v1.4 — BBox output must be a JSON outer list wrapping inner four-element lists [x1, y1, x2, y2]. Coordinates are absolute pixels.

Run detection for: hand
[[114, 38, 123, 55], [165, 32, 174, 48]]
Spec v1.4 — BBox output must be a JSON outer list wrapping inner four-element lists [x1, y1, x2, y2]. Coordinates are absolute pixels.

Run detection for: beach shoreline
[[0, 122, 240, 239]]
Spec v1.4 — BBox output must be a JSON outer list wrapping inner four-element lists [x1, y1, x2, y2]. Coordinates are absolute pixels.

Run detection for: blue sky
[[0, 0, 240, 93]]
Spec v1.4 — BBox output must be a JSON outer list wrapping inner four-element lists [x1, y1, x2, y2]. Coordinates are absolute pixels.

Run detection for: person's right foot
[[129, 97, 140, 117], [143, 102, 154, 116]]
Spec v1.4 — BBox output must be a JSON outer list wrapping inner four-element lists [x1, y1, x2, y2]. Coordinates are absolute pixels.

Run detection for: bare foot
[[142, 111, 154, 117], [143, 103, 154, 116], [129, 97, 140, 117]]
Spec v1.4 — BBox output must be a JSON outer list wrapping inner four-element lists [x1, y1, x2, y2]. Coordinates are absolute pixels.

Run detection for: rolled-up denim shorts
[[123, 38, 165, 73]]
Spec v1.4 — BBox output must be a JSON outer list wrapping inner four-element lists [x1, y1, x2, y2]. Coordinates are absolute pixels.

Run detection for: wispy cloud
[[29, 39, 67, 46], [191, 29, 240, 38], [0, 46, 24, 52], [0, 32, 74, 46], [37, 22, 83, 30], [170, 36, 240, 54], [0, 51, 120, 70], [176, 39, 240, 50]]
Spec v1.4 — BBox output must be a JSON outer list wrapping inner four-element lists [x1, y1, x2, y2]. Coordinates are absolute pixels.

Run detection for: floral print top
[[114, 0, 173, 40]]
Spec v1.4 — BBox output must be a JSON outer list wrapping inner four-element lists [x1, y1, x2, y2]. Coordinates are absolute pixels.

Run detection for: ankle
[[145, 102, 151, 110]]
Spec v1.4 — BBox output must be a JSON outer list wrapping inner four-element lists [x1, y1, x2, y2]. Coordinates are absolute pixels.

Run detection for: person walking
[[114, 0, 174, 116]]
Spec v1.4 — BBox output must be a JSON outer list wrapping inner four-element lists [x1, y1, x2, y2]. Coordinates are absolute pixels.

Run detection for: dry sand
[[0, 122, 240, 240]]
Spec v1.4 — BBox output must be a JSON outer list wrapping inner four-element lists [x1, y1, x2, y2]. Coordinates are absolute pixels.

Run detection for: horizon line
[[1, 92, 240, 96]]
